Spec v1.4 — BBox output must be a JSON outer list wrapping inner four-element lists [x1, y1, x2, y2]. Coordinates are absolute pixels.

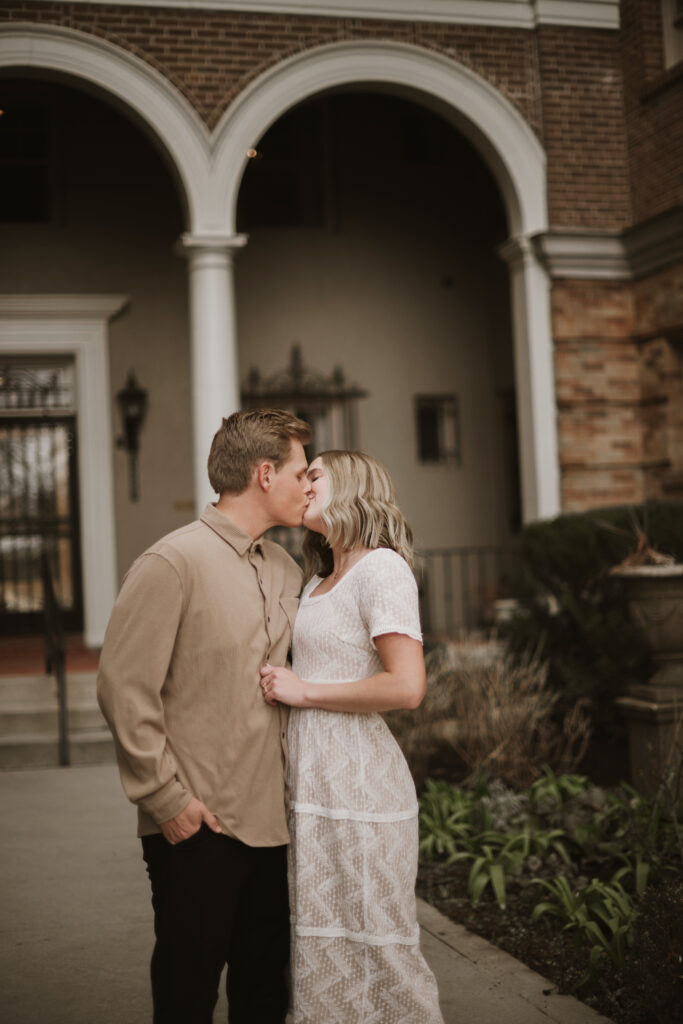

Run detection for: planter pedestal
[[612, 566, 683, 796]]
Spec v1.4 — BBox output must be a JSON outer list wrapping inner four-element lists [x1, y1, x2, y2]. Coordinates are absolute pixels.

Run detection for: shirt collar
[[200, 503, 263, 557]]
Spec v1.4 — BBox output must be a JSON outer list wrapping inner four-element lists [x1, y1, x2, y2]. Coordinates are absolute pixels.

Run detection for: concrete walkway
[[0, 765, 614, 1023]]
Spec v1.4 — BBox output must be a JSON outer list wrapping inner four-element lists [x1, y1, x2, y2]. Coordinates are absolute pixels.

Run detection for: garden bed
[[417, 857, 631, 1023], [415, 773, 683, 1024]]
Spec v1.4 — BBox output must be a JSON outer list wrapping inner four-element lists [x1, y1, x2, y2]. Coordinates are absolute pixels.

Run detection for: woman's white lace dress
[[287, 548, 443, 1023]]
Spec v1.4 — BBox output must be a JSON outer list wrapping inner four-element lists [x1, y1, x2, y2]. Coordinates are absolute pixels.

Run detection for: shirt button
[[267, 616, 271, 623], [282, 732, 286, 739]]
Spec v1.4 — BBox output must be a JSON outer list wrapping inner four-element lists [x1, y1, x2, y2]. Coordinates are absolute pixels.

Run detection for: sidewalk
[[0, 764, 614, 1024]]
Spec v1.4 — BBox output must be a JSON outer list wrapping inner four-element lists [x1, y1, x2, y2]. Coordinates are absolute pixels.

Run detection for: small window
[[415, 395, 460, 465]]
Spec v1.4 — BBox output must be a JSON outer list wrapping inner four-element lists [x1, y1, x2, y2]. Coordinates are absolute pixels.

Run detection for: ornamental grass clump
[[446, 646, 591, 788], [386, 641, 591, 788]]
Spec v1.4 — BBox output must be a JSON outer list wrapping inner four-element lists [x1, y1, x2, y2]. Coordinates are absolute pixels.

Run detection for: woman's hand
[[260, 664, 307, 707]]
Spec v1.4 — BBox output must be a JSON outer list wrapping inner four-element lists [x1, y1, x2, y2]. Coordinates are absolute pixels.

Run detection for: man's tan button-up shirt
[[97, 504, 302, 846]]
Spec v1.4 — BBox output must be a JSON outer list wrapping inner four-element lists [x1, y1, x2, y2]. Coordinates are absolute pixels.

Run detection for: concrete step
[[0, 705, 107, 734], [0, 672, 98, 703], [0, 729, 115, 769], [0, 672, 114, 768]]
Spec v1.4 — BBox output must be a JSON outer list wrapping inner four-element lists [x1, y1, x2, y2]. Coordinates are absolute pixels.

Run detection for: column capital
[[176, 232, 249, 258], [497, 234, 537, 271]]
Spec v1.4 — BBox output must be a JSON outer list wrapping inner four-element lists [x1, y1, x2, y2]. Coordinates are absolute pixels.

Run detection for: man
[[97, 408, 311, 1024]]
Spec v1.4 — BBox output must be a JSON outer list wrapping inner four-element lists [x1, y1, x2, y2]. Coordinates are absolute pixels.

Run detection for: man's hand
[[160, 797, 222, 845]]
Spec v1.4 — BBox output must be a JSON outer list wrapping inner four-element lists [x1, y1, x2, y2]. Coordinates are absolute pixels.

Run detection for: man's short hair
[[208, 408, 312, 496]]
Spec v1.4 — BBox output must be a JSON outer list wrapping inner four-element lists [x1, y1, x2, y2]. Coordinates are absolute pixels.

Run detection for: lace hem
[[294, 925, 421, 947], [292, 801, 418, 823]]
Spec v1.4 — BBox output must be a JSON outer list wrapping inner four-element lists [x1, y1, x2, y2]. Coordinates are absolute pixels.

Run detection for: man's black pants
[[141, 825, 289, 1024]]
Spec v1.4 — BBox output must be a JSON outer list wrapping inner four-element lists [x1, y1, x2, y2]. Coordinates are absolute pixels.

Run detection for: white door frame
[[0, 295, 127, 647]]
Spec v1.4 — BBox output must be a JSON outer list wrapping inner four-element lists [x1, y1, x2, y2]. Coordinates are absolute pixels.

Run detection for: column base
[[616, 690, 683, 796]]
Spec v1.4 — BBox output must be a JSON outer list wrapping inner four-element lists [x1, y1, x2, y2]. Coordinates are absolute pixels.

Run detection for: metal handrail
[[41, 550, 70, 767], [415, 544, 519, 638]]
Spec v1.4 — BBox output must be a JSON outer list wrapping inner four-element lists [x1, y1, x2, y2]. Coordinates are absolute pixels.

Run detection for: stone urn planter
[[611, 563, 683, 795]]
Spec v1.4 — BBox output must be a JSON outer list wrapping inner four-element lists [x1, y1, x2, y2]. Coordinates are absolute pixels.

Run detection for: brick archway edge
[[213, 40, 547, 239]]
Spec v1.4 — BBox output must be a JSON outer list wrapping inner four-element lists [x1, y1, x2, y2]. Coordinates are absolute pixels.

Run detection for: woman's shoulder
[[357, 547, 416, 584]]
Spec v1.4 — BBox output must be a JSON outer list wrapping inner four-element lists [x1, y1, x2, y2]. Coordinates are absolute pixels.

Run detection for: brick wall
[[552, 279, 644, 509], [553, 261, 683, 511], [1, 2, 632, 229], [621, 0, 683, 224], [635, 262, 683, 499], [537, 25, 631, 229]]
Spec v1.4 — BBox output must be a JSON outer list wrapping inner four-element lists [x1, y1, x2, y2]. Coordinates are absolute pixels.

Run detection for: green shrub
[[501, 501, 683, 734], [532, 874, 638, 977]]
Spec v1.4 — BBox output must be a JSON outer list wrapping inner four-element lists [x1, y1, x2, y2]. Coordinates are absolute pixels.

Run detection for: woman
[[260, 451, 443, 1024]]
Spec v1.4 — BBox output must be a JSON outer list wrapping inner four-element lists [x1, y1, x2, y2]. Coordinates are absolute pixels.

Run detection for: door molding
[[0, 295, 128, 647]]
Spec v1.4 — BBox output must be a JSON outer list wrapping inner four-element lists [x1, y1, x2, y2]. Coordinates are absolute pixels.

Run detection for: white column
[[178, 232, 248, 513], [499, 235, 561, 523]]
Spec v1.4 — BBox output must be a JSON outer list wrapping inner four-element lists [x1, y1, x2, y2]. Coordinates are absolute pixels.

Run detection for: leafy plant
[[466, 828, 571, 909], [418, 779, 476, 861], [532, 875, 638, 977]]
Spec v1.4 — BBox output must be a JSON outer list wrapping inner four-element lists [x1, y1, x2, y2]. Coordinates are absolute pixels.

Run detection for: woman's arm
[[259, 632, 426, 713]]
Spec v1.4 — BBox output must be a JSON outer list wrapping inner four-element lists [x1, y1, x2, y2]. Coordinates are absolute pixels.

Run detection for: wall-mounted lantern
[[116, 370, 148, 501]]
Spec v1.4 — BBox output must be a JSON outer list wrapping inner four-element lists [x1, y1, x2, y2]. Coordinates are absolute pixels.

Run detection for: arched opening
[[0, 75, 191, 640], [215, 41, 558, 529], [235, 90, 521, 633]]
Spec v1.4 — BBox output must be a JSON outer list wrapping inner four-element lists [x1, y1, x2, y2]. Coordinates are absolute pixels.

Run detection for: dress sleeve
[[358, 550, 423, 645]]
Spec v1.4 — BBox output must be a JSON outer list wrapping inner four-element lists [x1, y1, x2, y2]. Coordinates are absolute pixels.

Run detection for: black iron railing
[[41, 550, 69, 766], [415, 545, 519, 639]]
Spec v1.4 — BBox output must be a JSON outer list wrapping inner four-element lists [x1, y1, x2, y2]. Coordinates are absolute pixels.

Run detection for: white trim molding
[[0, 294, 128, 648], [19, 0, 620, 30], [532, 230, 631, 279], [533, 211, 683, 280]]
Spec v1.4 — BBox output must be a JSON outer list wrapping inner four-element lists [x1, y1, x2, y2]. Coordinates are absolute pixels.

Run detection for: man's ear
[[256, 460, 274, 492]]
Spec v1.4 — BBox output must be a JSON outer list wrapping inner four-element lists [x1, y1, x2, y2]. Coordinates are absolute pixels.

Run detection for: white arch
[[212, 41, 559, 521], [0, 23, 213, 231], [212, 40, 546, 238]]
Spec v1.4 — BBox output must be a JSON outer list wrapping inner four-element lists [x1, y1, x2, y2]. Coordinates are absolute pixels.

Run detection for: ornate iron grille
[[0, 361, 82, 633]]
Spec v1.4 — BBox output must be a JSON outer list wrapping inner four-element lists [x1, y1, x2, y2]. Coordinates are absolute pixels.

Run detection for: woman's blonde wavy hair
[[302, 450, 414, 581]]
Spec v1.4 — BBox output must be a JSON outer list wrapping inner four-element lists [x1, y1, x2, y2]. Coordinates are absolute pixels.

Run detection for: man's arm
[[97, 552, 219, 840]]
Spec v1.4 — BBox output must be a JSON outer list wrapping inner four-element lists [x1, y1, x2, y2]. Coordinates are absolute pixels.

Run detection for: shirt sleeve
[[96, 552, 192, 824], [357, 550, 423, 645]]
